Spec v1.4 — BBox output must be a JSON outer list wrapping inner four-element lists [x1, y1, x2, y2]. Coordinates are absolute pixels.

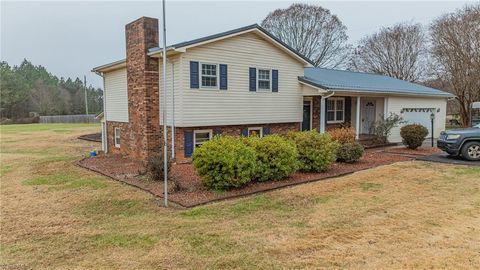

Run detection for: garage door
[[403, 111, 432, 137]]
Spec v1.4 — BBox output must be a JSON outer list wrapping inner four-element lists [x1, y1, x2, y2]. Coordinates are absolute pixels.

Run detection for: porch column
[[384, 97, 389, 119], [320, 96, 326, 133], [356, 96, 361, 139]]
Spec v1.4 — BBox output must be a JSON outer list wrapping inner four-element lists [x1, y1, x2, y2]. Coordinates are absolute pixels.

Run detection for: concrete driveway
[[417, 153, 480, 166]]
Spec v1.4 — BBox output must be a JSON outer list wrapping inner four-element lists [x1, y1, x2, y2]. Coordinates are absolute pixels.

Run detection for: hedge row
[[192, 131, 339, 190]]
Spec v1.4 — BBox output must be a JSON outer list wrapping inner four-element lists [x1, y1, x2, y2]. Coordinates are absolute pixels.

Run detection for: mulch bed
[[78, 133, 102, 142], [382, 146, 442, 157], [78, 149, 412, 208]]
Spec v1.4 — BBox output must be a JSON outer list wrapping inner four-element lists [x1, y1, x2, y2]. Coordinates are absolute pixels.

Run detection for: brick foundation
[[172, 122, 300, 163]]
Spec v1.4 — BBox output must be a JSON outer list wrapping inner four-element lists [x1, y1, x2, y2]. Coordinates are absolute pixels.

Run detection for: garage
[[402, 108, 435, 138]]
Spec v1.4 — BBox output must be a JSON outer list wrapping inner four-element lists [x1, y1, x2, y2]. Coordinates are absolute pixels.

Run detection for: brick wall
[[125, 17, 161, 160], [172, 122, 300, 163]]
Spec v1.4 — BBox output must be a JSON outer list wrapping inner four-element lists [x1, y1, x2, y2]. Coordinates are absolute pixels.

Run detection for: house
[[92, 17, 453, 161]]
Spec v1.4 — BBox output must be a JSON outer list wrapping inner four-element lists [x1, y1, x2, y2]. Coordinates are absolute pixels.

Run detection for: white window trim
[[327, 97, 345, 124], [248, 127, 263, 137], [114, 127, 121, 148], [193, 129, 213, 148], [200, 62, 219, 90], [256, 68, 272, 92]]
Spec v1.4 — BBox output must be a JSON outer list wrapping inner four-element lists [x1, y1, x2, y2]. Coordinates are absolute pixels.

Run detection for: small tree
[[372, 113, 405, 143]]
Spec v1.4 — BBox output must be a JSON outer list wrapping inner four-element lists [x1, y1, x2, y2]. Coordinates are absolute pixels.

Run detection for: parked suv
[[437, 124, 480, 161]]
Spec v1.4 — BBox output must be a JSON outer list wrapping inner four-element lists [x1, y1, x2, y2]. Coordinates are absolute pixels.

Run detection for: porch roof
[[299, 68, 454, 98]]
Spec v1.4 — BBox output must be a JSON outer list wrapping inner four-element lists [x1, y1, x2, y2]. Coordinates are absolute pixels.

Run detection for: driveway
[[417, 153, 480, 166]]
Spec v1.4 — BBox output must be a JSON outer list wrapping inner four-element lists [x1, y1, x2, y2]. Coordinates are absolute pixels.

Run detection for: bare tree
[[261, 3, 350, 68], [430, 4, 480, 127], [350, 23, 427, 82]]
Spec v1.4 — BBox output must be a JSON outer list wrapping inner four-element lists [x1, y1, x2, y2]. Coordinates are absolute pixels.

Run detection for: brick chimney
[[125, 17, 161, 160]]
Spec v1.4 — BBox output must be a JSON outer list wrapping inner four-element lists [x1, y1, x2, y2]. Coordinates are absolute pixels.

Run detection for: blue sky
[[1, 0, 472, 88]]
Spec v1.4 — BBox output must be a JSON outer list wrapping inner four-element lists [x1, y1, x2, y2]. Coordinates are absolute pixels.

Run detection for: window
[[114, 127, 121, 148], [194, 130, 212, 148], [248, 127, 263, 137], [327, 97, 345, 123], [257, 69, 271, 91], [201, 63, 218, 88]]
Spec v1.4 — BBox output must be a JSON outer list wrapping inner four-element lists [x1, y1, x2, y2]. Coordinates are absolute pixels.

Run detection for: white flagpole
[[162, 0, 168, 207]]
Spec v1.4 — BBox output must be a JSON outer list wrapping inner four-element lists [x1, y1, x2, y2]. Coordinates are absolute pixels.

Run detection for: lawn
[[1, 124, 479, 269]]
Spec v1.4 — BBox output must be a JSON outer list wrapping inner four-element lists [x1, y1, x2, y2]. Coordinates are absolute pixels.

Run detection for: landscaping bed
[[78, 149, 411, 207]]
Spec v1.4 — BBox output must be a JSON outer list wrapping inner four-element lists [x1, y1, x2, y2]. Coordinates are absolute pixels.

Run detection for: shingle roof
[[300, 68, 453, 97]]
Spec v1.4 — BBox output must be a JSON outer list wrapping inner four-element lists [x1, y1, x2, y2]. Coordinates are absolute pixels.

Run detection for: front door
[[302, 100, 312, 131], [361, 100, 376, 134]]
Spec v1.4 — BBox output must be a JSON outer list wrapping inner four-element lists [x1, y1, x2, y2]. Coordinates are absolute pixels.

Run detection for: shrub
[[192, 136, 257, 190], [400, 124, 429, 149], [146, 151, 171, 181], [328, 127, 356, 144], [372, 113, 405, 143], [336, 142, 364, 163], [244, 135, 298, 182], [287, 131, 339, 172]]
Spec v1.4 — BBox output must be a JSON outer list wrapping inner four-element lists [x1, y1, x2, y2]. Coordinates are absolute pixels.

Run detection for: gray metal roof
[[300, 68, 454, 97], [298, 68, 453, 97], [148, 24, 315, 66]]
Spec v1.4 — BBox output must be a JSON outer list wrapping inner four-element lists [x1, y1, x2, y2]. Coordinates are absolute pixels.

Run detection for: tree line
[[262, 3, 480, 126], [0, 59, 103, 119]]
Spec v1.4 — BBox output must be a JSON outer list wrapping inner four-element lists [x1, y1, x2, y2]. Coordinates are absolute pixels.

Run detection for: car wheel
[[461, 141, 480, 161]]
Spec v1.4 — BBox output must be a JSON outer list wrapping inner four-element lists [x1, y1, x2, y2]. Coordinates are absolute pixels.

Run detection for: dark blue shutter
[[184, 131, 194, 157], [219, 64, 228, 90], [241, 128, 248, 136], [190, 61, 199, 89], [272, 69, 278, 92], [263, 127, 271, 136], [249, 68, 256, 92]]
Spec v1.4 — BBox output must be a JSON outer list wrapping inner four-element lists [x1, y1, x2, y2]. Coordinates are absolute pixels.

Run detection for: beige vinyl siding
[[177, 32, 306, 127], [387, 96, 447, 142], [104, 68, 129, 122], [159, 55, 182, 125]]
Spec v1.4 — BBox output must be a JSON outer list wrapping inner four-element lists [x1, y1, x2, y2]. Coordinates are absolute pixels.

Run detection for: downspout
[[95, 71, 108, 154], [171, 61, 175, 160]]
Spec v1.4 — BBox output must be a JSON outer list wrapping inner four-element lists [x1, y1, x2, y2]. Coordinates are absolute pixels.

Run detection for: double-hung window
[[327, 97, 345, 123], [257, 69, 271, 91], [201, 63, 218, 88], [114, 127, 121, 148], [194, 130, 212, 148]]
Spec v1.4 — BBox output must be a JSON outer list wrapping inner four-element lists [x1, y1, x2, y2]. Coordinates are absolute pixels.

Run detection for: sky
[[0, 0, 473, 88]]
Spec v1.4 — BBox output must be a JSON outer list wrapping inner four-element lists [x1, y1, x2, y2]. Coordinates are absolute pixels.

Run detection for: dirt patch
[[383, 146, 443, 157], [78, 133, 102, 142], [78, 150, 411, 207]]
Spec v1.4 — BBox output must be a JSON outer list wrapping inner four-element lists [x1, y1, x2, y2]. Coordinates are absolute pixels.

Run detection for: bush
[[192, 136, 257, 190], [372, 113, 405, 143], [328, 127, 356, 144], [400, 124, 429, 149], [146, 151, 171, 181], [336, 142, 364, 163], [244, 135, 298, 182], [287, 131, 338, 172]]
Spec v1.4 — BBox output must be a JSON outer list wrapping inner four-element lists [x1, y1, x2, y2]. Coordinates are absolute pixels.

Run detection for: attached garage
[[388, 97, 447, 143]]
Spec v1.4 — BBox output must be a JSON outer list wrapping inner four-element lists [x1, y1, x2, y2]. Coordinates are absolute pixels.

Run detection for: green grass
[[0, 165, 13, 177], [0, 123, 100, 134], [23, 173, 107, 190], [229, 195, 291, 215]]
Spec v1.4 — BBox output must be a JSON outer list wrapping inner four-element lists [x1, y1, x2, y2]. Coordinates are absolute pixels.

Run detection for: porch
[[301, 95, 388, 139]]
